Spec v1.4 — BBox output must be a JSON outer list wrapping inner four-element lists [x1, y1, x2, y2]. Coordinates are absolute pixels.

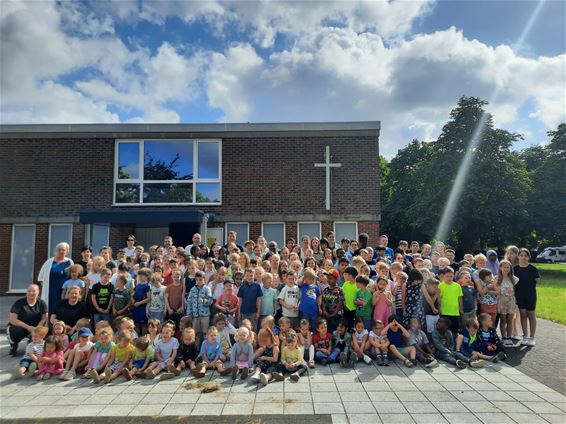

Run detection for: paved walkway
[[1, 336, 565, 423]]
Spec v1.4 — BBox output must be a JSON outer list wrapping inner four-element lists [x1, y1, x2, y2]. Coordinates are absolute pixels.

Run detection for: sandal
[[308, 360, 315, 369], [404, 359, 413, 368]]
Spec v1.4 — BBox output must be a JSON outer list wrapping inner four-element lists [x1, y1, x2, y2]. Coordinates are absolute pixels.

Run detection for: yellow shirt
[[113, 343, 135, 362], [281, 346, 304, 365]]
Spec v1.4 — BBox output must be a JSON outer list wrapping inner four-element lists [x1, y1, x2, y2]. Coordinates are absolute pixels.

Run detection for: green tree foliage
[[383, 96, 541, 252]]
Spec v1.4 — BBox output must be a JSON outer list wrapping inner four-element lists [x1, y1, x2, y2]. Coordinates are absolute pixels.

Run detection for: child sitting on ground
[[408, 317, 437, 367], [230, 326, 254, 380], [84, 327, 115, 379], [214, 313, 236, 362], [250, 328, 283, 385], [384, 315, 416, 367], [477, 313, 507, 360], [278, 316, 294, 351], [123, 338, 153, 380], [16, 326, 48, 378], [195, 326, 232, 377], [52, 320, 69, 352], [94, 330, 135, 383], [241, 319, 257, 348], [35, 336, 64, 380], [431, 317, 466, 369], [279, 332, 307, 381], [351, 317, 372, 365], [297, 318, 315, 368], [313, 318, 339, 365], [332, 319, 353, 368], [145, 322, 179, 380], [171, 327, 203, 377], [455, 319, 495, 368], [368, 320, 390, 366], [60, 327, 94, 380]]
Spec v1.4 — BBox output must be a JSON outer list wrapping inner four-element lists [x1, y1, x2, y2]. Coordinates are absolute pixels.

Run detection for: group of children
[[15, 234, 539, 386]]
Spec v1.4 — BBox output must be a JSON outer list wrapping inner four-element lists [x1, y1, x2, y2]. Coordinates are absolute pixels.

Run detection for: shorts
[[132, 359, 146, 369], [426, 315, 439, 333], [19, 358, 32, 369], [109, 360, 122, 372], [516, 290, 537, 311]]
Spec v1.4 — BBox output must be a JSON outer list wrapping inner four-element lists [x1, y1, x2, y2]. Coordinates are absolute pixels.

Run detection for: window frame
[[9, 224, 36, 293], [113, 139, 222, 206], [261, 222, 286, 247], [48, 224, 73, 258], [297, 221, 322, 241], [225, 223, 250, 247], [333, 221, 358, 242]]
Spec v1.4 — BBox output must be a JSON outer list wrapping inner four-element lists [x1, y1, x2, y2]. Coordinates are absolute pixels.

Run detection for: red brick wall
[[249, 222, 261, 241], [358, 221, 380, 247], [0, 225, 12, 292], [71, 224, 85, 261], [109, 226, 135, 254], [285, 222, 297, 243], [321, 221, 333, 239]]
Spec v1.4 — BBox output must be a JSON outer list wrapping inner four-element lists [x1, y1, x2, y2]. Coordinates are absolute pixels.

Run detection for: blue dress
[[49, 260, 72, 313], [133, 283, 151, 324]]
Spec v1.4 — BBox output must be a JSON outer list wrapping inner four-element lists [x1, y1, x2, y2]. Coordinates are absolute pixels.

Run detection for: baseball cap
[[326, 269, 340, 279], [78, 327, 93, 337]]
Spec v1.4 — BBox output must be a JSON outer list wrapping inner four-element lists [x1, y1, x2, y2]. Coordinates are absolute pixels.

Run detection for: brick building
[[0, 122, 380, 293]]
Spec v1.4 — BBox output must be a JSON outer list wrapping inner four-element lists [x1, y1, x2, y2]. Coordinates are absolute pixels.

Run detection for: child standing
[[438, 267, 463, 333], [60, 327, 93, 380], [165, 269, 186, 327], [145, 322, 179, 380], [113, 275, 132, 319], [186, 271, 214, 347], [16, 326, 48, 378], [477, 269, 499, 324], [297, 319, 315, 368], [497, 260, 519, 347], [259, 273, 278, 327], [351, 317, 372, 365], [514, 249, 540, 347], [238, 268, 263, 331], [457, 270, 477, 326], [402, 269, 425, 329], [368, 320, 389, 366], [313, 318, 339, 365], [133, 268, 152, 336], [34, 336, 64, 380], [341, 267, 359, 329], [91, 268, 115, 325], [230, 326, 254, 380], [372, 277, 393, 325], [422, 278, 440, 336], [61, 264, 86, 300], [280, 332, 307, 380], [278, 270, 300, 329], [215, 279, 240, 326], [332, 319, 353, 367], [148, 273, 167, 323], [320, 269, 344, 333], [354, 276, 373, 330], [298, 268, 322, 331]]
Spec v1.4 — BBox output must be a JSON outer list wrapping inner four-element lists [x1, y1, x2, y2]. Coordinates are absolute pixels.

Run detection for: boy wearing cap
[[321, 269, 344, 333], [59, 327, 94, 380], [187, 271, 214, 346]]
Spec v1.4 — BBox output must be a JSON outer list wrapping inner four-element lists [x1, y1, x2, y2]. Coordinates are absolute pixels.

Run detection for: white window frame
[[225, 223, 249, 246], [113, 139, 222, 206], [333, 221, 358, 242], [9, 224, 36, 293], [297, 221, 321, 241], [261, 222, 286, 247], [48, 224, 73, 257]]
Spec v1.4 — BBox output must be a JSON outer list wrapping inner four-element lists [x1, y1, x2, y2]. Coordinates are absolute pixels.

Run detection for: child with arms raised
[[384, 315, 416, 367]]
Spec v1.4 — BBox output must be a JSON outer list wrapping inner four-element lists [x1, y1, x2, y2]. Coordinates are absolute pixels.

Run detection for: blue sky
[[1, 0, 564, 157]]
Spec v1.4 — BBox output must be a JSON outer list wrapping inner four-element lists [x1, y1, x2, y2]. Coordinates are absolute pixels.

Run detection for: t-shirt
[[238, 282, 263, 314], [332, 330, 352, 351], [409, 329, 429, 347], [166, 284, 184, 311], [91, 282, 114, 310], [387, 328, 404, 348], [113, 343, 135, 362], [200, 339, 222, 361], [460, 284, 477, 313], [155, 337, 180, 361], [113, 288, 131, 312], [217, 292, 239, 314], [74, 341, 94, 353], [94, 340, 115, 354], [299, 283, 320, 316], [178, 341, 199, 362], [438, 282, 463, 316], [312, 332, 332, 351], [149, 285, 167, 312], [342, 281, 358, 311], [278, 285, 300, 317], [260, 286, 278, 316], [23, 341, 44, 360], [134, 345, 154, 361], [10, 298, 47, 328], [353, 329, 368, 344], [53, 300, 90, 328], [513, 264, 540, 293], [322, 286, 344, 316], [355, 289, 373, 320], [281, 346, 303, 364], [87, 273, 101, 289]]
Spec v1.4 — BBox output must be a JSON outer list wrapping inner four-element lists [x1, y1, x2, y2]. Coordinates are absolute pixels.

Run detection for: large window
[[91, 224, 109, 254], [262, 223, 285, 248], [114, 139, 221, 205], [10, 225, 35, 292], [298, 222, 321, 241], [225, 223, 249, 246], [48, 224, 72, 257], [334, 222, 358, 243]]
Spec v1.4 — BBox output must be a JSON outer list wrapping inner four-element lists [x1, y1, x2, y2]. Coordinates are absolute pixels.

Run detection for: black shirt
[[54, 300, 90, 328], [514, 264, 540, 293], [10, 298, 47, 327], [75, 260, 90, 276], [178, 341, 199, 361], [91, 282, 114, 310]]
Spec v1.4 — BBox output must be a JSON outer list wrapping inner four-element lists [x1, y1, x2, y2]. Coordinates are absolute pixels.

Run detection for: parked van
[[537, 246, 566, 263]]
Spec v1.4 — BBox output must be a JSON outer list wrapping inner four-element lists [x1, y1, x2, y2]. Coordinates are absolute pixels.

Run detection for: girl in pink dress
[[372, 277, 393, 324], [35, 336, 64, 380]]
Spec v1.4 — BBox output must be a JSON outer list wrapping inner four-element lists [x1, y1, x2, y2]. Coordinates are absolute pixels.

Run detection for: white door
[[207, 227, 224, 247]]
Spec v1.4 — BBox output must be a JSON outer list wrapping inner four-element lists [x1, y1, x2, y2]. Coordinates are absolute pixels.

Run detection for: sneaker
[[122, 369, 132, 381], [167, 363, 180, 376], [231, 366, 238, 380], [470, 359, 488, 368], [455, 360, 467, 369], [363, 354, 372, 365], [426, 359, 438, 368], [511, 335, 522, 342], [250, 372, 261, 383], [241, 367, 248, 380], [527, 338, 536, 347], [272, 372, 285, 381], [28, 362, 37, 376], [320, 358, 327, 366], [259, 373, 269, 386], [145, 368, 156, 379], [66, 370, 76, 380], [495, 352, 507, 362], [376, 355, 383, 366], [308, 360, 315, 369], [382, 355, 389, 366], [58, 370, 68, 380], [348, 353, 357, 368], [159, 372, 175, 381], [520, 336, 529, 346], [339, 352, 347, 367], [290, 372, 300, 381], [503, 338, 513, 348]]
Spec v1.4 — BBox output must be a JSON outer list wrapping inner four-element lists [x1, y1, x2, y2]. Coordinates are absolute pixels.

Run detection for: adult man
[[224, 230, 244, 252], [164, 235, 174, 248], [184, 233, 202, 252], [379, 234, 395, 260]]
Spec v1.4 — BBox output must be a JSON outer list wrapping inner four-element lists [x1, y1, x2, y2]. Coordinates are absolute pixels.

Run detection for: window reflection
[[196, 183, 221, 203], [115, 183, 140, 203], [143, 183, 193, 203], [144, 140, 193, 180], [198, 142, 220, 178], [118, 143, 139, 179]]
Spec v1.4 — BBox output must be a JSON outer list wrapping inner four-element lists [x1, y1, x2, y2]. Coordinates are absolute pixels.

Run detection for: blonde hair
[[303, 268, 316, 281], [32, 326, 49, 337], [236, 326, 250, 338]]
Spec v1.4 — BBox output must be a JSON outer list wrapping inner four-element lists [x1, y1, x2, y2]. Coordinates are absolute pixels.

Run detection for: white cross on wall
[[314, 145, 342, 210]]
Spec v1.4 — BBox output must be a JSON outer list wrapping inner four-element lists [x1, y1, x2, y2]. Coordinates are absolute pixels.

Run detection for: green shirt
[[439, 282, 463, 316], [342, 281, 358, 311], [355, 289, 373, 320]]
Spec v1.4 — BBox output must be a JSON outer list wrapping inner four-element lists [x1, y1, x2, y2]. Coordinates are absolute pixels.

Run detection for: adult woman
[[300, 235, 311, 259], [50, 286, 90, 334], [38, 242, 74, 313], [75, 245, 92, 279], [8, 283, 48, 356], [124, 235, 137, 257]]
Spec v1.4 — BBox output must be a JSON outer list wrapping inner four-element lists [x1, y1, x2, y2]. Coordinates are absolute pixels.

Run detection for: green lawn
[[536, 263, 566, 325]]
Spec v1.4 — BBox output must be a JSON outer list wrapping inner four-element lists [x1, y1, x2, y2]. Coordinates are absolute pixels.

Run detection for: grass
[[536, 263, 566, 325]]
